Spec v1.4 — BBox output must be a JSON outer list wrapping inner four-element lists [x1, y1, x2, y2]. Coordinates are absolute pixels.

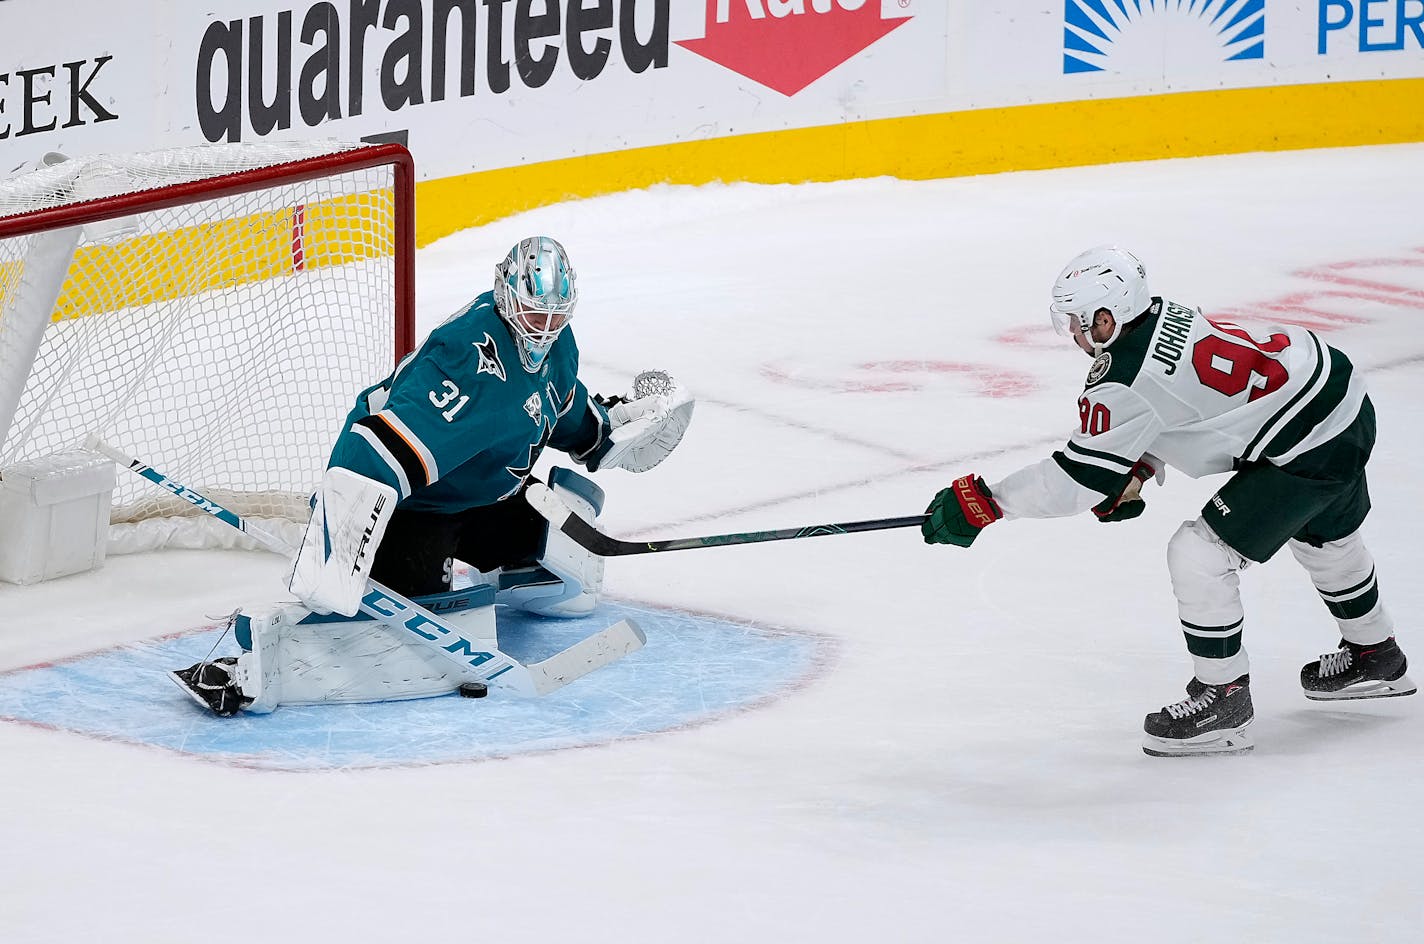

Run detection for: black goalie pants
[[369, 482, 548, 597]]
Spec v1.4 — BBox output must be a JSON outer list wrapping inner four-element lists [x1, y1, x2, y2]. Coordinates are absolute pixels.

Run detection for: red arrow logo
[[676, 1, 912, 97]]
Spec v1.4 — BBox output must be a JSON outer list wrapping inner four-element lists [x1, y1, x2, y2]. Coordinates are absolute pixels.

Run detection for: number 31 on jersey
[[429, 380, 469, 421]]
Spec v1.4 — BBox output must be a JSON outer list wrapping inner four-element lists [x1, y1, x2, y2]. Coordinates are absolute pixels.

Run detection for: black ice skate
[[1142, 675, 1254, 757], [1301, 637, 1417, 701], [169, 657, 251, 716]]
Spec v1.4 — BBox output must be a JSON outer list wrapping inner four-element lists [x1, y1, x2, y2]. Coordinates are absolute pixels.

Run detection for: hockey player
[[173, 236, 693, 715], [921, 245, 1413, 756]]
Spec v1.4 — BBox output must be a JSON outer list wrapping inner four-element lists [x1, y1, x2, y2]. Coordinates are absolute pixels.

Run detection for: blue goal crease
[[0, 601, 833, 771]]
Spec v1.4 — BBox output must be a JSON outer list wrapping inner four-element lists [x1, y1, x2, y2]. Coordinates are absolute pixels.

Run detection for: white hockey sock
[[1193, 651, 1251, 685], [1168, 518, 1249, 679], [1288, 532, 1394, 645]]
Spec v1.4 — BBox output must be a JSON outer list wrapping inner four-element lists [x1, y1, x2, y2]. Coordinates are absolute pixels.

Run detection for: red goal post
[[0, 140, 416, 556]]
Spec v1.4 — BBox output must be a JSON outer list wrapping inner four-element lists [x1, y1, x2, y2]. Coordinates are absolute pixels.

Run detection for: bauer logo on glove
[[922, 475, 1003, 548]]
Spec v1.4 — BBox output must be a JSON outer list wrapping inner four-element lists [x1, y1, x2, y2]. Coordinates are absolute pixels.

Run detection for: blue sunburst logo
[[1064, 0, 1265, 74]]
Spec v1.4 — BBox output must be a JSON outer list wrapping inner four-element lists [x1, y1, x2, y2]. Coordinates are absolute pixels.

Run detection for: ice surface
[[0, 602, 830, 770], [2, 144, 1422, 942]]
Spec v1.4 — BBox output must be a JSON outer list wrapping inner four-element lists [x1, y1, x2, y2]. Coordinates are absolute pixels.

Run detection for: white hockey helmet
[[495, 236, 578, 370], [1049, 246, 1152, 350]]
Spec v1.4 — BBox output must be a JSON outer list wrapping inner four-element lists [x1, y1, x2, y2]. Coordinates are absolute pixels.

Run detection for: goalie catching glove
[[580, 370, 695, 473], [288, 467, 397, 616]]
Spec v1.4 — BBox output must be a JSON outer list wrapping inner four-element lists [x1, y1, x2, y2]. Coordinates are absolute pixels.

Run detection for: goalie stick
[[525, 482, 928, 557], [85, 436, 645, 697]]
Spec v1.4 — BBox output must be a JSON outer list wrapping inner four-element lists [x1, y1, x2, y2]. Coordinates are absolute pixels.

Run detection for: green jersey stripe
[[1064, 440, 1135, 472], [1243, 333, 1326, 462], [1052, 451, 1130, 498], [1262, 346, 1354, 461]]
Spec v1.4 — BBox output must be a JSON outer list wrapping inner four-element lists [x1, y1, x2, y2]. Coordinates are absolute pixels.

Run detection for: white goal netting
[[0, 140, 412, 552]]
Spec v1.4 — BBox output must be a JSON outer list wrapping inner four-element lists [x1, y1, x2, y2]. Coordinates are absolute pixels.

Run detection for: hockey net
[[0, 140, 414, 553]]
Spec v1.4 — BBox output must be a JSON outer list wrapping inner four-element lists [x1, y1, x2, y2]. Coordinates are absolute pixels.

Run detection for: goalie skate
[[1142, 675, 1254, 757], [169, 657, 251, 717], [1301, 637, 1417, 701]]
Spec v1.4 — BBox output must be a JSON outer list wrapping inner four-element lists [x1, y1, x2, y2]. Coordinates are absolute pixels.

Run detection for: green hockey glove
[[922, 475, 1002, 547], [1093, 459, 1158, 524]]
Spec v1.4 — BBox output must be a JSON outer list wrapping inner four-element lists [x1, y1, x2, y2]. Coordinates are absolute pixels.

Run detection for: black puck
[[458, 681, 489, 699]]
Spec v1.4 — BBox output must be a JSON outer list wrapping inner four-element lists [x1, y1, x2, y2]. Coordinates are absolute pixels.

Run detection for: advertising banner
[[2, 0, 939, 178], [961, 1, 1424, 106], [2, 1, 1421, 202]]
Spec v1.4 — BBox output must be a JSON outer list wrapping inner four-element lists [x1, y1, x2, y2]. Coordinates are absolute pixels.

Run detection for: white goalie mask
[[1049, 245, 1152, 353], [494, 236, 578, 371]]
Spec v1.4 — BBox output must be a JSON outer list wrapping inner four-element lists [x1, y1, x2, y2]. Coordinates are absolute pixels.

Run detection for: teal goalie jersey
[[327, 291, 605, 513]]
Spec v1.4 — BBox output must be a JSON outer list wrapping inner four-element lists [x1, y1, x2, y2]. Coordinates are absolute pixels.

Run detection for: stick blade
[[525, 618, 646, 696]]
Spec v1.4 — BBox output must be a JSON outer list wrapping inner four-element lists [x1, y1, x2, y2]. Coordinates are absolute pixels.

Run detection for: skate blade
[[167, 669, 220, 712], [1142, 727, 1254, 757], [1304, 673, 1417, 701]]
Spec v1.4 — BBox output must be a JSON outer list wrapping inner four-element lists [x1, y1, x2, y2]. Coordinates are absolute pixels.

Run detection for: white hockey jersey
[[992, 298, 1368, 520]]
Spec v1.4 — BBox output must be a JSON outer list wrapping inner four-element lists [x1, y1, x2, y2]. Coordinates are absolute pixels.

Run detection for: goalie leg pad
[[499, 467, 605, 617], [229, 587, 498, 710], [231, 603, 302, 713], [287, 467, 398, 617]]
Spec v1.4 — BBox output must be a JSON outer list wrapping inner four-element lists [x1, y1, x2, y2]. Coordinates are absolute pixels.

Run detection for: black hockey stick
[[525, 482, 927, 557]]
